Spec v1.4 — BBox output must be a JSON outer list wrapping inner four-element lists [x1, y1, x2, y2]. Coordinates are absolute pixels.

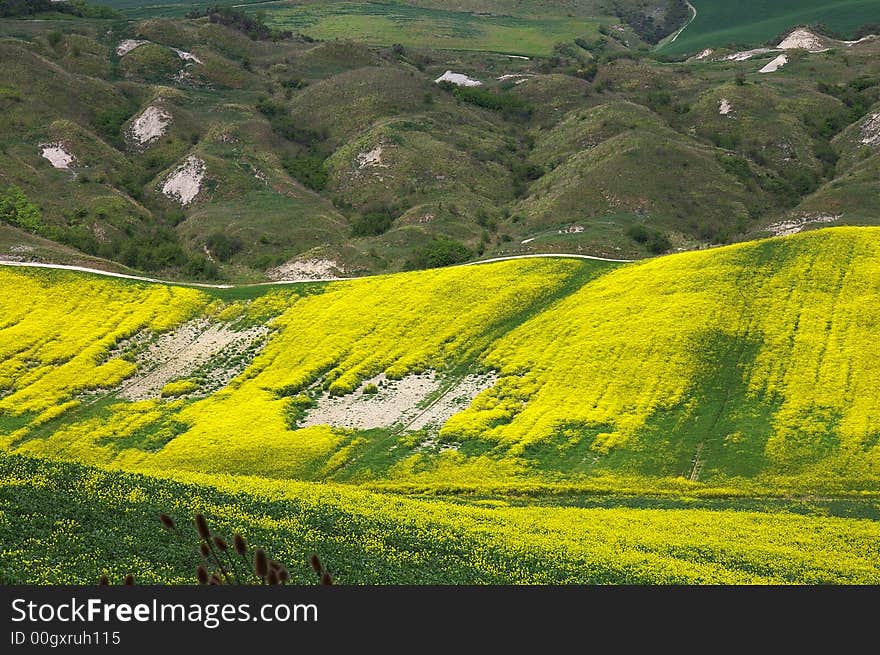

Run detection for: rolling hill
[[2, 8, 879, 282], [2, 226, 880, 583], [4, 0, 880, 589], [2, 227, 880, 493]]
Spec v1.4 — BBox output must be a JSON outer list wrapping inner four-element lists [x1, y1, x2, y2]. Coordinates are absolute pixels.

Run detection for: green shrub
[[184, 254, 220, 280], [627, 224, 670, 254], [717, 155, 753, 183], [405, 238, 472, 270], [351, 209, 394, 237], [0, 0, 120, 18], [120, 44, 181, 82], [206, 232, 243, 262], [282, 155, 329, 191], [440, 83, 532, 119], [186, 5, 291, 41], [0, 185, 42, 233], [94, 105, 137, 145]]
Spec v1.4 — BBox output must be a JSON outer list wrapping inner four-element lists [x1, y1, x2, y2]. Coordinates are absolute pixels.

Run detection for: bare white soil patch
[[406, 372, 498, 432], [357, 145, 387, 168], [497, 73, 534, 83], [172, 48, 203, 64], [559, 225, 585, 234], [695, 48, 714, 60], [719, 98, 733, 116], [766, 213, 839, 237], [115, 319, 269, 401], [434, 71, 482, 87], [0, 244, 33, 263], [759, 54, 788, 73], [116, 39, 149, 56], [860, 112, 880, 146], [300, 371, 497, 432], [129, 105, 172, 147], [778, 28, 826, 51], [301, 373, 440, 430], [39, 143, 74, 169], [724, 47, 775, 61], [161, 155, 205, 205], [267, 258, 345, 281]]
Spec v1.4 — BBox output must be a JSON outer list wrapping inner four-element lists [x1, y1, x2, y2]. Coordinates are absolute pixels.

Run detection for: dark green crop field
[[663, 0, 880, 55]]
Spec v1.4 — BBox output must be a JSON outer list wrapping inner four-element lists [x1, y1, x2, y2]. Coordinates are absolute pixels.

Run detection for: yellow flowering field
[[1, 228, 879, 495], [3, 229, 880, 584], [0, 269, 207, 419], [3, 453, 879, 584], [439, 227, 880, 487]]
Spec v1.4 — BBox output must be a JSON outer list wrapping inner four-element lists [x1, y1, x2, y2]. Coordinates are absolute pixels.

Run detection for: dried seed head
[[197, 565, 209, 585], [320, 571, 333, 586], [200, 542, 211, 558], [123, 575, 135, 586], [213, 536, 228, 551], [233, 534, 247, 555], [159, 514, 175, 530], [278, 568, 289, 583], [195, 514, 211, 540], [269, 559, 281, 571], [309, 554, 323, 573], [267, 569, 279, 585], [98, 575, 109, 586], [209, 574, 222, 585], [255, 549, 268, 578]]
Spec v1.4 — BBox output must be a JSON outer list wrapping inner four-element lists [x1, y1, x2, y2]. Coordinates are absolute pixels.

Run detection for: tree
[[0, 185, 42, 232]]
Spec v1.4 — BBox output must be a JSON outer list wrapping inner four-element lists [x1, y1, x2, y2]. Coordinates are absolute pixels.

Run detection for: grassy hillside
[[517, 101, 761, 248], [663, 0, 880, 55], [2, 227, 880, 496], [2, 10, 879, 280]]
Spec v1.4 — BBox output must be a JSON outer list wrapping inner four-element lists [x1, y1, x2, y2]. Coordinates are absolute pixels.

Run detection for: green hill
[[1, 7, 879, 282]]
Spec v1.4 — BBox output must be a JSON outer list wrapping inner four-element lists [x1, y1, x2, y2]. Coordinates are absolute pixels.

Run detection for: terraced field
[[2, 227, 880, 583]]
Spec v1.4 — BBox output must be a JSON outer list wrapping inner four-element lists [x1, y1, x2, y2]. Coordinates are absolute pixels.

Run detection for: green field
[[663, 0, 880, 55], [87, 0, 268, 19], [4, 453, 880, 584], [86, 0, 605, 55], [261, 1, 604, 56]]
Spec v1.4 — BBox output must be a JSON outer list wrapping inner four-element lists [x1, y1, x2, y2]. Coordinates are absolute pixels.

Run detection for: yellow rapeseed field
[[1, 228, 879, 492]]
